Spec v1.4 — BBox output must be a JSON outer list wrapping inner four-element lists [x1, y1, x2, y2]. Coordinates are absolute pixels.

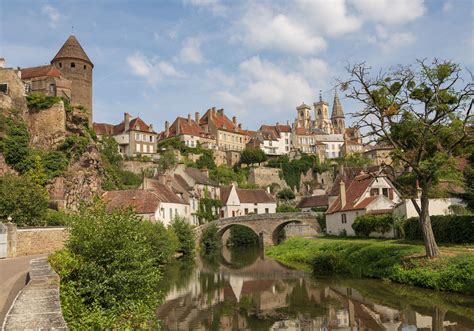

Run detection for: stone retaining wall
[[2, 257, 67, 330], [15, 227, 68, 257]]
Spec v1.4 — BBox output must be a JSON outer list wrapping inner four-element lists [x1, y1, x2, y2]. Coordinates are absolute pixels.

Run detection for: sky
[[1, 0, 473, 131]]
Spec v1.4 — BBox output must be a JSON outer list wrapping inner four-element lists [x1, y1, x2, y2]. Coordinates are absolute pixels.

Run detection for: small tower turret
[[313, 90, 332, 134], [331, 90, 345, 134]]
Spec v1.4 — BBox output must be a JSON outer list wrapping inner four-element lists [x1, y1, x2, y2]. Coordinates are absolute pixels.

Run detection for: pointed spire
[[51, 35, 93, 67], [331, 89, 344, 119]]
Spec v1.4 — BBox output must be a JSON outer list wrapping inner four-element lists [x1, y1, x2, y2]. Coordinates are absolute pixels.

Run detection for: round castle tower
[[51, 35, 93, 126]]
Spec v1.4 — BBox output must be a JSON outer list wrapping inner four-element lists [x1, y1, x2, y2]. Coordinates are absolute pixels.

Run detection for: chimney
[[217, 108, 224, 116], [238, 123, 242, 129], [0, 58, 5, 68], [195, 112, 200, 124], [211, 107, 216, 116], [187, 113, 192, 124], [339, 180, 346, 208], [124, 113, 131, 132], [232, 116, 237, 125], [149, 124, 153, 132], [165, 121, 169, 136]]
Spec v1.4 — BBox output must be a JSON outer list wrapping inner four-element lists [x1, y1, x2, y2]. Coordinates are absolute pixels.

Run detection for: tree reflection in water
[[157, 246, 474, 330]]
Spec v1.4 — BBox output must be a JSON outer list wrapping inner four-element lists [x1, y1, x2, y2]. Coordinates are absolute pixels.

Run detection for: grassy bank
[[267, 237, 474, 295]]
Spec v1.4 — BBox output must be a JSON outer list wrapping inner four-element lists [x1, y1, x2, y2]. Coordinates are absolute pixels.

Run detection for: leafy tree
[[196, 150, 216, 170], [337, 153, 373, 168], [170, 216, 195, 257], [26, 154, 47, 186], [99, 135, 123, 166], [461, 151, 474, 212], [141, 221, 179, 266], [0, 175, 49, 226], [210, 164, 246, 185], [276, 203, 298, 213], [277, 188, 296, 201], [2, 117, 30, 173], [157, 149, 177, 172], [200, 223, 221, 252], [344, 59, 473, 258], [240, 148, 267, 166]]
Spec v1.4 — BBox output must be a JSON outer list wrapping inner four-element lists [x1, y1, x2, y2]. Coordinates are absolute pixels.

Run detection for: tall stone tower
[[331, 90, 345, 134], [313, 91, 332, 134], [296, 103, 311, 129], [51, 35, 93, 126]]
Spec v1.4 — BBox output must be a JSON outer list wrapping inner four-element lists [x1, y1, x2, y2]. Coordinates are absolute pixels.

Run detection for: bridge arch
[[271, 220, 303, 245], [218, 223, 260, 246]]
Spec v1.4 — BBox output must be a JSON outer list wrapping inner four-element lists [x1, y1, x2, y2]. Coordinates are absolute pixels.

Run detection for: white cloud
[[206, 68, 235, 87], [368, 25, 416, 54], [299, 58, 330, 81], [237, 5, 326, 55], [183, 0, 226, 16], [127, 52, 184, 86], [42, 4, 61, 28], [296, 0, 362, 36], [177, 38, 204, 64], [353, 0, 425, 25]]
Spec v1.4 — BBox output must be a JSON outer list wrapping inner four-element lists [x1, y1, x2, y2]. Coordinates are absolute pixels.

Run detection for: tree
[[344, 59, 473, 258], [240, 148, 267, 166], [99, 135, 123, 166], [0, 175, 49, 226], [277, 188, 295, 201], [196, 150, 216, 170], [337, 153, 373, 168], [157, 149, 177, 172], [170, 216, 195, 257]]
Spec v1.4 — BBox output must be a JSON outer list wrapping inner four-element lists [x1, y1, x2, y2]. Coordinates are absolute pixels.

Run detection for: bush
[[228, 225, 259, 246], [49, 204, 163, 329], [277, 203, 298, 213], [352, 214, 397, 237], [42, 151, 69, 179], [141, 221, 179, 266], [277, 188, 295, 201], [170, 216, 195, 257], [201, 223, 221, 252], [26, 92, 61, 110], [196, 150, 216, 170], [2, 117, 31, 173], [59, 135, 90, 160], [44, 209, 71, 226], [403, 215, 474, 243], [0, 175, 49, 226]]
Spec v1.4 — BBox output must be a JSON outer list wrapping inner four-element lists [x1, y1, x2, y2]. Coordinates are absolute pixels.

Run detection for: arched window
[[71, 62, 75, 68], [83, 65, 86, 70]]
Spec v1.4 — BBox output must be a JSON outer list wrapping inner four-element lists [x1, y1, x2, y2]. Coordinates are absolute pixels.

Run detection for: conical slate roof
[[51, 35, 93, 67], [331, 91, 344, 118]]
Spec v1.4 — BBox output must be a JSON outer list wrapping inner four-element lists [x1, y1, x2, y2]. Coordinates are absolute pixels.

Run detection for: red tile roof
[[276, 124, 291, 133], [200, 109, 244, 134], [144, 179, 187, 204], [326, 176, 374, 213], [21, 65, 61, 79], [297, 195, 329, 208], [294, 127, 314, 135], [221, 186, 276, 204], [129, 117, 155, 133], [93, 115, 156, 136], [161, 117, 215, 140], [102, 190, 160, 214], [93, 123, 114, 136]]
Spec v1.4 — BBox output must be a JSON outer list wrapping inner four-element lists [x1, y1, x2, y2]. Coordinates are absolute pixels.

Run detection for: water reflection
[[157, 246, 474, 331]]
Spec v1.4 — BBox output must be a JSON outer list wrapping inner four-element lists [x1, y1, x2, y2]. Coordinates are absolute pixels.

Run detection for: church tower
[[296, 102, 311, 129], [331, 90, 345, 134], [51, 35, 93, 126], [313, 91, 332, 134]]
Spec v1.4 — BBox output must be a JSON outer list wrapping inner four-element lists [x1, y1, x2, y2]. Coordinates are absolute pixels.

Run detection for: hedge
[[403, 215, 474, 243]]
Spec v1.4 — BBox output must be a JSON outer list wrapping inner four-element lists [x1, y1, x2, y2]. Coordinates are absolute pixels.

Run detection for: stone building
[[93, 112, 158, 158], [250, 123, 292, 155], [0, 63, 27, 112], [21, 65, 72, 101], [363, 143, 394, 166], [220, 184, 276, 218]]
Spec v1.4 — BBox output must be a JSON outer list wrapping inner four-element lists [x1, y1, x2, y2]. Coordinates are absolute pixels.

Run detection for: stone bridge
[[196, 212, 320, 247]]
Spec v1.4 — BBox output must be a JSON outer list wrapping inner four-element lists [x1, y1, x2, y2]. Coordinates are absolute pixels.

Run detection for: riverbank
[[267, 237, 474, 295]]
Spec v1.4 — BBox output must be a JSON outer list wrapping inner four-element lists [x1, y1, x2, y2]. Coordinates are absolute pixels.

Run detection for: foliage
[[1, 115, 31, 173], [141, 221, 179, 266], [201, 223, 221, 252], [49, 204, 164, 329], [196, 150, 216, 170], [195, 189, 222, 224], [403, 215, 474, 243], [268, 237, 474, 294], [461, 152, 474, 212], [276, 203, 298, 213], [157, 149, 177, 172], [26, 92, 62, 110], [25, 154, 48, 186], [99, 135, 123, 166], [228, 225, 259, 246], [44, 209, 71, 226], [0, 175, 49, 226], [170, 216, 195, 257], [352, 214, 398, 237], [336, 153, 373, 168], [42, 151, 69, 179], [344, 59, 473, 258], [59, 135, 90, 160], [277, 188, 295, 201], [240, 148, 267, 166], [268, 154, 323, 190], [316, 213, 326, 232], [210, 164, 246, 185]]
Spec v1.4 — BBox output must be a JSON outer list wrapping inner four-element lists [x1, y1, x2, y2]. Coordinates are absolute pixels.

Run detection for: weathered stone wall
[[0, 154, 17, 176], [3, 257, 67, 330], [15, 227, 68, 257], [284, 223, 317, 238], [248, 167, 287, 189], [121, 160, 157, 175], [0, 68, 28, 113], [28, 102, 66, 149]]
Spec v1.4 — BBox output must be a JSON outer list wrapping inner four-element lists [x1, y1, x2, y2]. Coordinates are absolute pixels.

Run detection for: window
[[382, 188, 389, 197], [286, 146, 289, 151], [24, 83, 31, 93], [254, 208, 258, 214], [244, 208, 248, 215], [240, 137, 242, 143], [149, 136, 153, 142], [149, 145, 153, 153], [265, 208, 269, 213], [370, 188, 379, 196], [136, 143, 141, 152], [161, 208, 164, 217], [59, 62, 62, 68], [170, 208, 173, 219], [341, 214, 347, 224], [71, 62, 75, 68], [0, 83, 8, 94], [83, 65, 86, 70], [143, 144, 148, 153], [135, 133, 140, 140], [49, 84, 55, 93], [285, 139, 289, 144], [232, 211, 235, 217]]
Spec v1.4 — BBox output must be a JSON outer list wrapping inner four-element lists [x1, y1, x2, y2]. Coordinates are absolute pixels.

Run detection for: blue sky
[[1, 0, 473, 131]]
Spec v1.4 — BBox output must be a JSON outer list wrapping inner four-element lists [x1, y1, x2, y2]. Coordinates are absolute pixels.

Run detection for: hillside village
[[0, 35, 466, 236]]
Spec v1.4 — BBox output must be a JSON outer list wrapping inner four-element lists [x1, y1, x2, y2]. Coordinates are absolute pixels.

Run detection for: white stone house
[[220, 184, 276, 218], [325, 174, 402, 237], [393, 197, 465, 219]]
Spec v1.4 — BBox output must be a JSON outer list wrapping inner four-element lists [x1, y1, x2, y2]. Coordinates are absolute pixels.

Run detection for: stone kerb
[[2, 257, 67, 330]]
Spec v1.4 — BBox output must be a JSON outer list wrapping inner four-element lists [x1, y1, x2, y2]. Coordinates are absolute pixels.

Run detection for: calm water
[[157, 246, 474, 331]]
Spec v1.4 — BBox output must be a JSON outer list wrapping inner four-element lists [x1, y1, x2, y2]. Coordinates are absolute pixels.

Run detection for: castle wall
[[0, 68, 28, 113], [28, 102, 66, 149], [248, 167, 287, 189]]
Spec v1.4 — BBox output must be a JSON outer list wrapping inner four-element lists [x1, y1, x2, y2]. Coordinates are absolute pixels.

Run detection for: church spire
[[331, 89, 344, 119]]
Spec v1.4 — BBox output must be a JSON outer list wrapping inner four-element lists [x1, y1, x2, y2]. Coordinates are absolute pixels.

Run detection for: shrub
[[277, 188, 295, 201], [277, 203, 298, 213], [49, 204, 163, 329], [26, 92, 61, 110], [2, 117, 31, 173], [240, 148, 267, 166], [141, 221, 179, 266], [228, 225, 259, 246], [170, 216, 195, 257], [0, 175, 49, 226], [42, 151, 69, 179], [201, 223, 221, 252], [59, 135, 90, 160], [196, 150, 216, 170], [403, 215, 474, 243], [44, 209, 71, 226], [352, 214, 397, 237]]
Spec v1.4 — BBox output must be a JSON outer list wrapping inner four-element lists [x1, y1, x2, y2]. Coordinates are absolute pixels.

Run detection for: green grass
[[267, 237, 474, 294]]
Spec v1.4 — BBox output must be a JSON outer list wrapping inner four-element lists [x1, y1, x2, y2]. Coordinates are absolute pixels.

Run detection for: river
[[157, 246, 474, 330]]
